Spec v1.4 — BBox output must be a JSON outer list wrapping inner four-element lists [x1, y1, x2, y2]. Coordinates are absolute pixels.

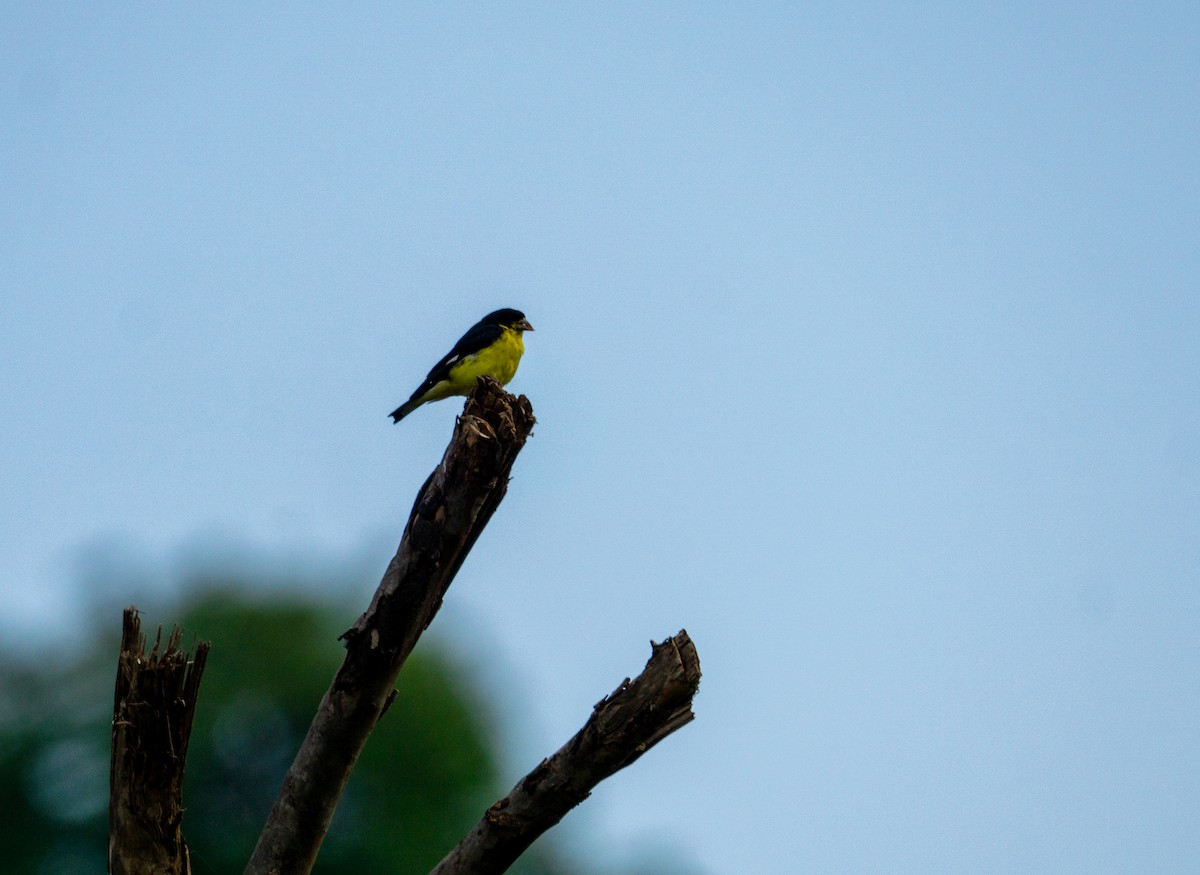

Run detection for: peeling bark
[[109, 607, 209, 875]]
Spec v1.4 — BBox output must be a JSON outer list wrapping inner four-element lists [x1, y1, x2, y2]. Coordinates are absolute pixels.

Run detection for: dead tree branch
[[244, 377, 535, 875], [109, 606, 210, 875], [430, 630, 702, 875]]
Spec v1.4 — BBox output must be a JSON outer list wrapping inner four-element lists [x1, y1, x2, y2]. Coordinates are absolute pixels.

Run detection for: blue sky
[[3, 4, 1199, 872]]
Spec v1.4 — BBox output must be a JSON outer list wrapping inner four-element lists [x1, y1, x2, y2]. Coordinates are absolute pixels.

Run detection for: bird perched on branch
[[389, 308, 534, 423]]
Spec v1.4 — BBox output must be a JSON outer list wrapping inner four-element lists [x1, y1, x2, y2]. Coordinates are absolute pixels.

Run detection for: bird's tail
[[389, 398, 422, 423]]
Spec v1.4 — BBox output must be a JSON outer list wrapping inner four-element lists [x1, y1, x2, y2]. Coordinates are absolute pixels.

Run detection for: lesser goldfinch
[[389, 308, 534, 423]]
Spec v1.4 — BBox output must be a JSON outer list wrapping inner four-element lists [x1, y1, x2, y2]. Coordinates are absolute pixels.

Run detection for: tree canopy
[[0, 585, 578, 875]]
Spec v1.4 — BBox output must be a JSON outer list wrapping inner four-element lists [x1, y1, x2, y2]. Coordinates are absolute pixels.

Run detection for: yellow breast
[[445, 327, 525, 395]]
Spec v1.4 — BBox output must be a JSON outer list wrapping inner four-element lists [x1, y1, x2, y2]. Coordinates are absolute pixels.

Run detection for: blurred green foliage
[[0, 586, 577, 875]]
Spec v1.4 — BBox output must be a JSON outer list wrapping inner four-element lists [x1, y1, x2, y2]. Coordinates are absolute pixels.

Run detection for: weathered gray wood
[[430, 631, 702, 875], [244, 377, 535, 875], [109, 607, 209, 875]]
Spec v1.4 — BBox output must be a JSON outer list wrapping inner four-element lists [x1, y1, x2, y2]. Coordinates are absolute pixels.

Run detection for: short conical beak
[[516, 319, 534, 332]]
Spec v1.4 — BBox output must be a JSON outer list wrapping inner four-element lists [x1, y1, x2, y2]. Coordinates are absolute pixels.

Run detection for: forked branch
[[244, 378, 535, 875]]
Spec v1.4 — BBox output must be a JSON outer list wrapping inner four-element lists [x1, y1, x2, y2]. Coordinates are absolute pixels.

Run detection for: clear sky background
[[3, 4, 1199, 873]]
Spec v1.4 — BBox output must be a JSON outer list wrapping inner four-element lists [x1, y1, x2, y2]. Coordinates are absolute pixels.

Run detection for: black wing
[[406, 318, 505, 401]]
